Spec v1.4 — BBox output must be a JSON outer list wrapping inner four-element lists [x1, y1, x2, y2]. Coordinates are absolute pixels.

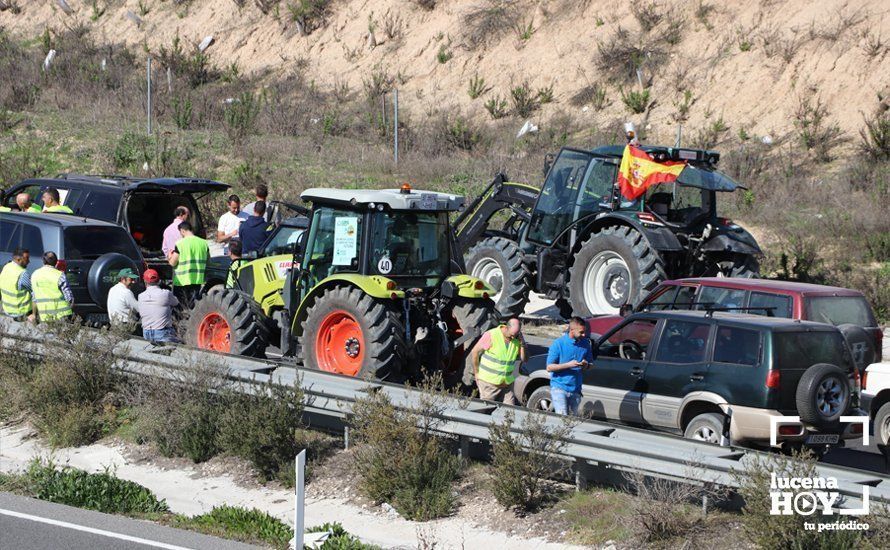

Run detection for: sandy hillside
[[1, 0, 889, 144]]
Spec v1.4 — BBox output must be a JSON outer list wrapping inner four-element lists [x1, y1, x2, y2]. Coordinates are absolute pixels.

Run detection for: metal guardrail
[[2, 318, 887, 509]]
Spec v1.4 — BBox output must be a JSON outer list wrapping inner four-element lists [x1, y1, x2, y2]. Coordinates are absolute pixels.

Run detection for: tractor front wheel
[[465, 236, 531, 318], [448, 298, 499, 386], [300, 286, 406, 380], [569, 226, 667, 317], [185, 289, 270, 357]]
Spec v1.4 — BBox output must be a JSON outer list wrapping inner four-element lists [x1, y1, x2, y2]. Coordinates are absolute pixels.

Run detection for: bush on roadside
[[178, 505, 292, 548], [217, 379, 307, 484], [349, 389, 462, 520], [25, 458, 169, 515], [488, 410, 574, 511]]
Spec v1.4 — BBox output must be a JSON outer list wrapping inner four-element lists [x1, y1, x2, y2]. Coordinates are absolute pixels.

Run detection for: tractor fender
[[699, 231, 763, 256], [291, 274, 404, 337], [445, 274, 495, 299], [574, 214, 683, 258]]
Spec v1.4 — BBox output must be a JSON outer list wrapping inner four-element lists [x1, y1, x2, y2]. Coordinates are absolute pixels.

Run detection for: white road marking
[[0, 508, 195, 550]]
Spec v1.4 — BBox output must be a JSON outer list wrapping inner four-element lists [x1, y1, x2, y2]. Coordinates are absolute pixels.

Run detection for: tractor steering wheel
[[619, 340, 645, 360]]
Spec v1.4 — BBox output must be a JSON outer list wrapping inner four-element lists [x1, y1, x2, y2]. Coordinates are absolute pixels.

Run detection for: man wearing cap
[[137, 269, 180, 343], [107, 268, 140, 329]]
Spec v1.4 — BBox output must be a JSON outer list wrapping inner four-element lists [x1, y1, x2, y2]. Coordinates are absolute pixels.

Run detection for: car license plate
[[805, 434, 839, 445]]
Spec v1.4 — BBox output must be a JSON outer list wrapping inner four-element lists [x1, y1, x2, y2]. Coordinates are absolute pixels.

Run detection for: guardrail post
[[574, 462, 587, 492], [344, 425, 350, 450], [702, 495, 708, 516], [459, 436, 469, 459]]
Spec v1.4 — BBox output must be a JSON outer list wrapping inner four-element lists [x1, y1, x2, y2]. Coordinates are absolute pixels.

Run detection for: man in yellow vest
[[0, 248, 35, 322], [168, 220, 209, 308], [0, 206, 9, 212], [471, 317, 527, 404], [17, 192, 43, 213], [32, 251, 74, 322], [41, 188, 74, 214]]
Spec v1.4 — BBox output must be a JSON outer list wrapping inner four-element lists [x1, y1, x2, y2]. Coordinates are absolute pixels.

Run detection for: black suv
[[515, 310, 865, 452], [2, 175, 229, 278], [0, 211, 145, 324]]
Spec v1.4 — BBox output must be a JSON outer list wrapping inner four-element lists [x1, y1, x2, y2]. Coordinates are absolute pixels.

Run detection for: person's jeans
[[143, 326, 180, 343], [551, 386, 581, 415]]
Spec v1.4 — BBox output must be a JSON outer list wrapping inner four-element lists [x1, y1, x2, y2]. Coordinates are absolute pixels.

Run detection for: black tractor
[[455, 145, 762, 318]]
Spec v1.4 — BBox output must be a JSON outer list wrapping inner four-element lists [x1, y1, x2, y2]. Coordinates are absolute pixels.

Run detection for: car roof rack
[[703, 306, 776, 318]]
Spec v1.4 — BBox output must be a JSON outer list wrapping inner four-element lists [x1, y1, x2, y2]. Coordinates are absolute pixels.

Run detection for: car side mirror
[[619, 303, 633, 317]]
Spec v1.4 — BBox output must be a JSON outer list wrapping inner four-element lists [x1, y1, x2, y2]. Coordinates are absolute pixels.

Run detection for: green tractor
[[187, 186, 498, 382]]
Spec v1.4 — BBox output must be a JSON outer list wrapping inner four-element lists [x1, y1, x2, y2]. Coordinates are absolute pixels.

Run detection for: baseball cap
[[142, 269, 160, 283], [119, 268, 138, 280]]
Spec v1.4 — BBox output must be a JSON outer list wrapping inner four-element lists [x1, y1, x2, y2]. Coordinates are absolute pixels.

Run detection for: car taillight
[[56, 259, 67, 272], [852, 368, 861, 394], [862, 370, 868, 391], [778, 424, 803, 436], [851, 423, 863, 435], [766, 369, 780, 389]]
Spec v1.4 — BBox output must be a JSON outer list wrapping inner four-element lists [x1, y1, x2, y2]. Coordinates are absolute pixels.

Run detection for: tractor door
[[526, 148, 617, 247], [300, 206, 364, 294]]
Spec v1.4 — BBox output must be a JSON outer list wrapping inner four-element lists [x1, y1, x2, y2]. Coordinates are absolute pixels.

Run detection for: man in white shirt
[[107, 268, 139, 328], [216, 194, 249, 255]]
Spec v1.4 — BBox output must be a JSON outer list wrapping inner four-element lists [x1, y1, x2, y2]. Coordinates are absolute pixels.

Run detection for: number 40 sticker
[[377, 256, 393, 274]]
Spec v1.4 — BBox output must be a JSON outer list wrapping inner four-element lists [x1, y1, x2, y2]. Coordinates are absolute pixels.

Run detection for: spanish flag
[[617, 145, 687, 200]]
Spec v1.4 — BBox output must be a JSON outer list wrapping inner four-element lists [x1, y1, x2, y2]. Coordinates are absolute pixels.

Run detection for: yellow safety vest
[[44, 205, 74, 214], [173, 235, 209, 286], [478, 326, 521, 386], [0, 206, 10, 212], [32, 265, 72, 320], [226, 259, 246, 288], [0, 262, 31, 316], [28, 204, 42, 213]]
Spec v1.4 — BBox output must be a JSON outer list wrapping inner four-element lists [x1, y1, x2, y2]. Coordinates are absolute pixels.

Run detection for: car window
[[654, 319, 711, 364], [21, 224, 45, 256], [76, 191, 119, 222], [713, 326, 761, 366], [675, 285, 698, 308], [696, 286, 747, 311], [0, 220, 20, 252], [805, 296, 876, 327], [642, 286, 678, 311], [748, 292, 793, 318], [600, 318, 658, 361], [64, 227, 141, 260], [773, 331, 850, 370]]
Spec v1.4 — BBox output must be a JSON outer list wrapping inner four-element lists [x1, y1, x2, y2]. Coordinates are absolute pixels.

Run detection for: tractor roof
[[300, 188, 465, 212]]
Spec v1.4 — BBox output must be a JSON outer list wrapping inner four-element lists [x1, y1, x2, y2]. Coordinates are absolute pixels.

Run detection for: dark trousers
[[173, 285, 202, 310]]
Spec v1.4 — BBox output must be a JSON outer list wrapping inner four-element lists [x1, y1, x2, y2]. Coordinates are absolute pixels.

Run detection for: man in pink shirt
[[162, 207, 190, 258]]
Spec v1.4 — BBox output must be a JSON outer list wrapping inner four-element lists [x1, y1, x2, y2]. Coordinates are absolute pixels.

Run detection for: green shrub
[[860, 111, 890, 160], [172, 95, 193, 130], [25, 458, 168, 515], [181, 505, 292, 548], [0, 138, 65, 187], [794, 94, 846, 162], [112, 131, 152, 172], [484, 95, 508, 119], [488, 410, 573, 511], [467, 73, 489, 99], [620, 87, 651, 114], [436, 44, 453, 64], [350, 390, 462, 520], [570, 83, 609, 110], [156, 34, 219, 88], [308, 521, 381, 549], [287, 0, 331, 35], [510, 81, 539, 117], [223, 91, 261, 145], [536, 84, 554, 105], [217, 379, 306, 483]]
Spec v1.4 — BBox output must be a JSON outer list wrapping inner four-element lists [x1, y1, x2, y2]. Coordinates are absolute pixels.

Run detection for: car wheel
[[684, 412, 727, 445], [527, 386, 554, 413], [796, 363, 851, 428], [875, 402, 890, 447]]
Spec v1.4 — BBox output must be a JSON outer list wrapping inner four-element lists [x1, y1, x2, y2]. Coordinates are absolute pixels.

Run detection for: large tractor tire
[[568, 226, 667, 317], [185, 289, 270, 357], [300, 286, 406, 380], [712, 255, 760, 278], [465, 236, 532, 318], [447, 297, 499, 387]]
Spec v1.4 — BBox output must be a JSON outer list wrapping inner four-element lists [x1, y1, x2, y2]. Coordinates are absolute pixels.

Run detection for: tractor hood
[[676, 165, 747, 192]]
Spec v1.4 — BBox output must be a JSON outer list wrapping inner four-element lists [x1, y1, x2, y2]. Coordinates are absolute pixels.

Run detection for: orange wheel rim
[[316, 310, 364, 376], [197, 312, 231, 353]]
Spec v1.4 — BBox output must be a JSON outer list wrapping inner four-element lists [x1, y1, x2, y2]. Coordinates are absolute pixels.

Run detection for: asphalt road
[[0, 492, 260, 550]]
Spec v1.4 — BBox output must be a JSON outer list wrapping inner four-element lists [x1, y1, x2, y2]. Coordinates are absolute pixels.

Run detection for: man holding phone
[[546, 316, 594, 415]]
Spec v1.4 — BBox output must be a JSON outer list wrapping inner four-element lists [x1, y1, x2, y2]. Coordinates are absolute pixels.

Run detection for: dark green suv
[[515, 310, 865, 451]]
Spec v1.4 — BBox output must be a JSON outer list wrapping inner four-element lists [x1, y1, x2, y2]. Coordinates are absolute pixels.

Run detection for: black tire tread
[[185, 289, 269, 357], [298, 286, 407, 380], [465, 236, 532, 318]]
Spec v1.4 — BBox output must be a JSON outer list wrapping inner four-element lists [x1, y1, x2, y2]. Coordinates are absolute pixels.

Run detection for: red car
[[587, 278, 883, 367]]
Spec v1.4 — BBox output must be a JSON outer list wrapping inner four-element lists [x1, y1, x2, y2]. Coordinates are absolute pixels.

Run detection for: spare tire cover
[[838, 323, 876, 371], [795, 363, 851, 427], [88, 253, 140, 308]]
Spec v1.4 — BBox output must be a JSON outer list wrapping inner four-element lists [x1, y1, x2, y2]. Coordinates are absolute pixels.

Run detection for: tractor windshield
[[370, 211, 450, 285]]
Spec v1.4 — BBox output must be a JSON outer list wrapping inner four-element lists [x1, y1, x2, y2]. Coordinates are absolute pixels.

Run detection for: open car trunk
[[125, 192, 203, 279]]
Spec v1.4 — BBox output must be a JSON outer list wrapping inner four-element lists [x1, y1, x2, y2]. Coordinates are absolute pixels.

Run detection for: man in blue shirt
[[546, 316, 594, 415], [239, 200, 270, 255]]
